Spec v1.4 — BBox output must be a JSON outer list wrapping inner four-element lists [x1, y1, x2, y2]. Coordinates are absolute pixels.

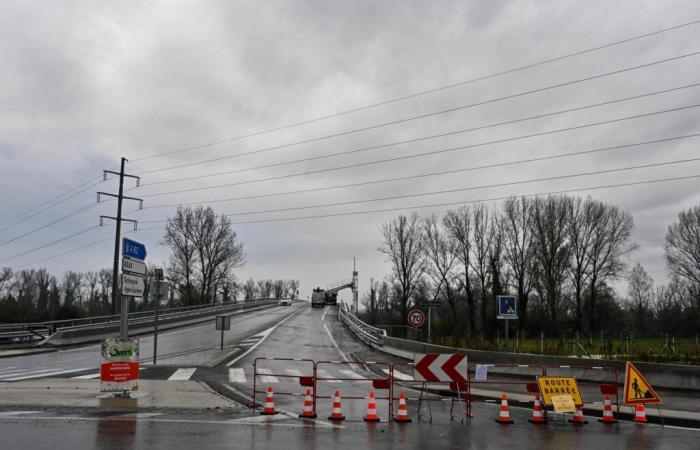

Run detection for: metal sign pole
[[120, 294, 128, 339], [504, 318, 509, 351], [153, 269, 163, 365]]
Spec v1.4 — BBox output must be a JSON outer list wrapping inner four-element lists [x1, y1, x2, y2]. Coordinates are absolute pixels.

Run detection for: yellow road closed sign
[[537, 376, 584, 406], [551, 395, 577, 413]]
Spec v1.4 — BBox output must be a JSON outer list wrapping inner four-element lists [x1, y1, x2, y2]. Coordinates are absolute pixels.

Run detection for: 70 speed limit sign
[[407, 309, 426, 328]]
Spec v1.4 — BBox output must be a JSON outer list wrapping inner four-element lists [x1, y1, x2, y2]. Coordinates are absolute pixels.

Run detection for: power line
[[0, 177, 105, 232], [134, 133, 700, 211], [130, 18, 700, 163], [139, 103, 700, 196], [139, 158, 700, 223], [0, 225, 103, 264], [0, 202, 99, 247], [138, 83, 700, 185], [136, 51, 700, 176], [12, 235, 113, 271], [133, 174, 700, 228]]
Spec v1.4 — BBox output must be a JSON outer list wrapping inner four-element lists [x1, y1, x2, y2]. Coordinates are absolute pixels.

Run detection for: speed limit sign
[[407, 309, 426, 328]]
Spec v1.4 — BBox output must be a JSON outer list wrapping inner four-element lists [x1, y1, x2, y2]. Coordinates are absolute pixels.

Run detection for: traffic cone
[[363, 390, 380, 422], [260, 386, 278, 415], [393, 391, 412, 423], [528, 393, 547, 424], [299, 389, 317, 418], [634, 404, 648, 424], [327, 390, 345, 421], [598, 395, 617, 424], [568, 406, 588, 425], [495, 394, 514, 424]]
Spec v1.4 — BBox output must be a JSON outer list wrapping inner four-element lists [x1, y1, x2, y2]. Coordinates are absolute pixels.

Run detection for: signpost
[[100, 337, 140, 395], [215, 315, 231, 350], [413, 353, 468, 383], [119, 237, 147, 340], [150, 269, 167, 365], [121, 273, 145, 297], [497, 295, 517, 350], [122, 237, 147, 260], [536, 376, 584, 406], [122, 257, 146, 275]]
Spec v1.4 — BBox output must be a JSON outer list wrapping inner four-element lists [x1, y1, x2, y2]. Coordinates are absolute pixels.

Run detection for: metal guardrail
[[0, 298, 279, 344], [338, 303, 385, 346]]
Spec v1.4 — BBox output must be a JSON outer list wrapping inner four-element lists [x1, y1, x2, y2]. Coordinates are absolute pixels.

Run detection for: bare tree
[[586, 201, 635, 332], [665, 204, 700, 286], [501, 197, 535, 331], [378, 213, 425, 319], [244, 278, 257, 301], [0, 268, 13, 299], [62, 271, 82, 308], [471, 204, 493, 333], [568, 197, 595, 333], [423, 215, 459, 334], [257, 279, 273, 298], [530, 196, 571, 335], [98, 269, 112, 312], [35, 269, 53, 319], [163, 206, 245, 304], [627, 263, 653, 334], [444, 206, 476, 334]]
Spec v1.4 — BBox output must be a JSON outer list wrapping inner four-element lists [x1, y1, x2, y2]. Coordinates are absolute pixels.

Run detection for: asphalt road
[[0, 303, 304, 381], [1, 302, 699, 448]]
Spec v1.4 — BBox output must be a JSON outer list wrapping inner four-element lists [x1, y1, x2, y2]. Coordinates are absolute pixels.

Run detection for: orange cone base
[[299, 412, 317, 418], [598, 418, 618, 424], [568, 418, 588, 425], [394, 416, 412, 423], [364, 416, 381, 422], [328, 414, 345, 421], [528, 417, 547, 424], [635, 418, 648, 424], [495, 418, 514, 424]]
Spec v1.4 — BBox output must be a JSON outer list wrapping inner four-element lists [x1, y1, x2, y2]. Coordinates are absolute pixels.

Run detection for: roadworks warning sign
[[537, 376, 584, 406], [623, 361, 661, 405]]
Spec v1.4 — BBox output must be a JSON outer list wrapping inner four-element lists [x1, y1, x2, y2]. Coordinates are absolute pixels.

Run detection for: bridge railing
[[325, 278, 354, 293], [338, 302, 386, 346]]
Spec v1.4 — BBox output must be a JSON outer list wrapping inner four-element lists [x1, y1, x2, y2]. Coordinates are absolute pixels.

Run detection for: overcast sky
[[1, 0, 700, 303]]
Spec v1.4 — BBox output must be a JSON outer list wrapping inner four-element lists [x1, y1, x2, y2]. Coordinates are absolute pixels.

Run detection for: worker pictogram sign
[[623, 361, 661, 405], [407, 309, 426, 328], [537, 376, 584, 406]]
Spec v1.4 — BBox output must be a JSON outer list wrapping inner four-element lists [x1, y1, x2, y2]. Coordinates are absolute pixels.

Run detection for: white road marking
[[226, 307, 305, 367], [256, 368, 279, 383], [228, 414, 288, 424], [4, 367, 93, 381], [228, 368, 246, 383], [285, 369, 304, 377], [321, 307, 330, 321], [0, 411, 40, 417], [168, 368, 197, 381], [382, 368, 414, 381], [0, 368, 56, 379], [316, 369, 342, 383], [72, 373, 100, 379], [322, 324, 350, 363], [0, 367, 17, 374]]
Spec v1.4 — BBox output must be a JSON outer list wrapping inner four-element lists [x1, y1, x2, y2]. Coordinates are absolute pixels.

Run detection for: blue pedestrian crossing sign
[[122, 238, 147, 261], [497, 295, 517, 319]]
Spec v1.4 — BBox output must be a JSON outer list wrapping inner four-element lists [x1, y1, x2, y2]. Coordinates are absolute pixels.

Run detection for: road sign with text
[[413, 353, 468, 383], [537, 376, 584, 406], [122, 257, 146, 276], [122, 237, 147, 261], [121, 273, 145, 297], [407, 309, 426, 328]]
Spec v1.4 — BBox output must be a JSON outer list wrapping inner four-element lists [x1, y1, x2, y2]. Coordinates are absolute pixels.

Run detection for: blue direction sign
[[122, 238, 147, 261]]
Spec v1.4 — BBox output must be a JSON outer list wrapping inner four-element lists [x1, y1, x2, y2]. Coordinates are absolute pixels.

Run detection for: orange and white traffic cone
[[495, 394, 514, 424], [327, 390, 345, 421], [260, 386, 278, 415], [299, 388, 316, 418], [363, 390, 380, 422], [393, 391, 412, 423], [598, 395, 617, 424], [634, 404, 648, 423], [528, 393, 547, 424], [568, 406, 588, 425]]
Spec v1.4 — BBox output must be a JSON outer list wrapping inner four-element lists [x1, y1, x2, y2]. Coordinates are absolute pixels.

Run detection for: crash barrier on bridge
[[1, 298, 282, 346], [315, 360, 393, 422], [252, 357, 316, 411], [543, 364, 620, 418], [337, 304, 386, 347]]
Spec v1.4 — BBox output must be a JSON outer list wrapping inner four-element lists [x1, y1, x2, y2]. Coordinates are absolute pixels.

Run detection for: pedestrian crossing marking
[[229, 368, 246, 383], [168, 368, 197, 381], [256, 368, 280, 383]]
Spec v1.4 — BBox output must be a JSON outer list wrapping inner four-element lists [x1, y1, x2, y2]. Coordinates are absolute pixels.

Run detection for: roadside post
[[120, 237, 147, 339], [497, 295, 517, 351], [150, 269, 168, 365], [216, 315, 231, 350], [423, 301, 441, 343], [407, 308, 426, 341]]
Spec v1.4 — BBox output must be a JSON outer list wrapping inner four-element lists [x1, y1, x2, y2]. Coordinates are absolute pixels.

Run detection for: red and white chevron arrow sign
[[413, 353, 468, 383]]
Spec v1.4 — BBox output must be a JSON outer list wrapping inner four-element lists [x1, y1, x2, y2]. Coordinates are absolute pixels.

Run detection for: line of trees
[[364, 196, 700, 339]]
